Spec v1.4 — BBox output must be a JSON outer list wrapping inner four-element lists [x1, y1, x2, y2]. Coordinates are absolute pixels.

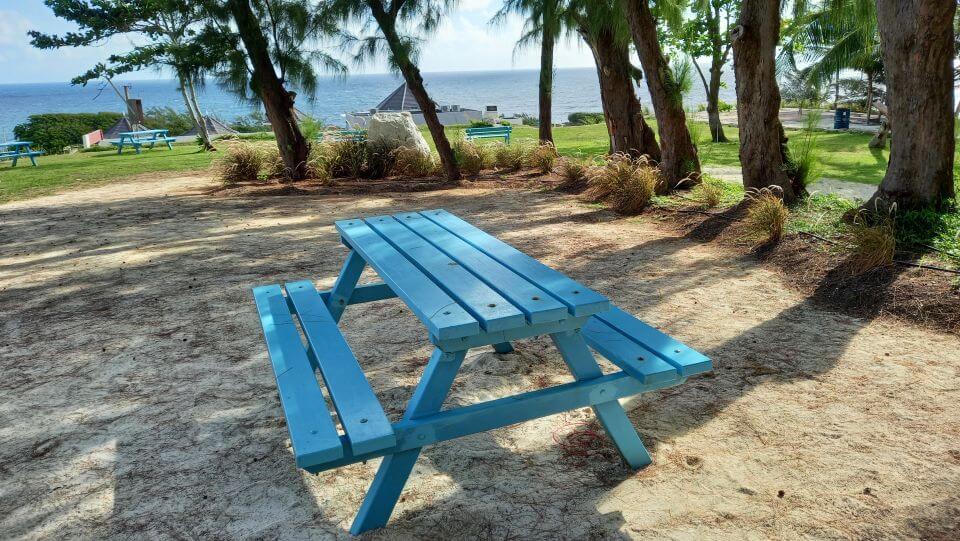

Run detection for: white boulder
[[366, 112, 430, 156]]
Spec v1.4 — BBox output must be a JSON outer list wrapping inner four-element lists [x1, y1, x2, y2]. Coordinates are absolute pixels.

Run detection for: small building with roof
[[344, 83, 494, 128]]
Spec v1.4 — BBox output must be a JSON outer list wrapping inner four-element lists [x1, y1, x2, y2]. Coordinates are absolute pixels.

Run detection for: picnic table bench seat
[[252, 208, 711, 534], [326, 129, 368, 143], [253, 282, 396, 468], [465, 125, 512, 143]]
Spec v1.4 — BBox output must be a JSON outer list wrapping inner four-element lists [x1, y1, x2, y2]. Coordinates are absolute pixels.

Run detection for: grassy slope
[[0, 122, 888, 204], [0, 146, 214, 204]]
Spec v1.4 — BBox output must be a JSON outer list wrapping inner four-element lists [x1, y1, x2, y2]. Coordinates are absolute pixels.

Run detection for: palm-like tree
[[565, 0, 660, 159], [781, 0, 881, 120], [327, 0, 461, 180], [491, 0, 563, 143], [198, 0, 346, 179]]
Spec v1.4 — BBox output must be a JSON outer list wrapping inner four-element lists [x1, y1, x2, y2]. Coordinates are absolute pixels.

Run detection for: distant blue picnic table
[[111, 129, 176, 154], [465, 125, 512, 143], [252, 209, 712, 535], [0, 141, 43, 167]]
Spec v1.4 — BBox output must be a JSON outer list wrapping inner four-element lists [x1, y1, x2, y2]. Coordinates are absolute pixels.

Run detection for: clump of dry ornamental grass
[[391, 146, 438, 178], [453, 138, 492, 177], [690, 176, 725, 208], [493, 142, 528, 171], [557, 157, 591, 193], [525, 142, 557, 174], [848, 211, 896, 274], [742, 188, 788, 245], [214, 144, 264, 185], [586, 153, 659, 214]]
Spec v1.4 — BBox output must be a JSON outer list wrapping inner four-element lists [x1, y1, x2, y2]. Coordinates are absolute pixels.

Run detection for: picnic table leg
[[550, 330, 653, 469], [29, 153, 37, 166], [327, 250, 366, 322], [351, 348, 467, 535], [11, 155, 17, 167], [492, 342, 514, 354]]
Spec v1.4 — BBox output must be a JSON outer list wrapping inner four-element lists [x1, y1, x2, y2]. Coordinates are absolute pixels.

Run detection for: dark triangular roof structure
[[103, 117, 147, 139], [184, 117, 238, 136], [375, 83, 420, 111]]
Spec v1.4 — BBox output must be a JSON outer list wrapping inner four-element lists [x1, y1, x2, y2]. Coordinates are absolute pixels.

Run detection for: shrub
[[366, 141, 397, 179], [328, 140, 368, 178], [469, 120, 494, 128], [13, 112, 123, 154], [568, 112, 605, 126], [262, 147, 286, 179], [557, 157, 591, 193], [143, 106, 194, 135], [849, 212, 896, 274], [743, 188, 788, 245], [453, 138, 491, 177], [305, 143, 335, 183], [214, 144, 264, 185], [587, 153, 659, 214], [526, 143, 557, 174], [230, 111, 269, 133], [519, 114, 539, 127], [493, 142, 527, 171], [391, 147, 437, 177]]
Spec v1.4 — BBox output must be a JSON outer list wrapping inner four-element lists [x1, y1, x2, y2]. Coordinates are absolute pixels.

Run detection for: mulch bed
[[654, 205, 960, 335]]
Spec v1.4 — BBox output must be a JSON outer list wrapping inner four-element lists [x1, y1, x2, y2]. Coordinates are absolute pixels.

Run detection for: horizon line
[[1, 65, 601, 87]]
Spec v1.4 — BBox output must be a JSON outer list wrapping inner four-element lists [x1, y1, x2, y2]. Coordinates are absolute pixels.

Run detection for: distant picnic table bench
[[0, 141, 43, 167], [325, 129, 367, 143], [111, 129, 176, 154], [252, 209, 711, 535], [465, 125, 512, 143]]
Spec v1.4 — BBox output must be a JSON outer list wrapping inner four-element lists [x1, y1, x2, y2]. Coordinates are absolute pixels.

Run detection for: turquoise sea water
[[0, 67, 736, 140]]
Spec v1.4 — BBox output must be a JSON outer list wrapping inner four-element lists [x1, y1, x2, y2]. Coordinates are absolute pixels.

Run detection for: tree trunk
[[538, 35, 555, 143], [374, 13, 460, 181], [865, 70, 874, 124], [622, 0, 701, 189], [581, 26, 661, 161], [706, 62, 729, 143], [187, 75, 214, 150], [865, 0, 956, 211], [731, 0, 799, 202], [227, 0, 308, 180]]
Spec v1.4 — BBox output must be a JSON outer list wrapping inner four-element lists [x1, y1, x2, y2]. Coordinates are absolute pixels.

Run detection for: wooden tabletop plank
[[421, 209, 609, 317], [336, 218, 479, 340], [395, 211, 569, 325], [284, 281, 397, 455], [365, 215, 526, 333]]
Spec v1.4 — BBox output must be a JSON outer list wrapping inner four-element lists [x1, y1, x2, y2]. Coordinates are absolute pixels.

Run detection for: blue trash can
[[834, 108, 851, 129]]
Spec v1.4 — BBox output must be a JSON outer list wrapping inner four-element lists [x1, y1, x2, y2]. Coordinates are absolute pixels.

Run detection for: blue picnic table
[[111, 129, 176, 154], [0, 141, 43, 167], [252, 209, 712, 535]]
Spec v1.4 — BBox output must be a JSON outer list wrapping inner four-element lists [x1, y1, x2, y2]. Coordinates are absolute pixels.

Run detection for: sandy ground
[[2, 174, 959, 540]]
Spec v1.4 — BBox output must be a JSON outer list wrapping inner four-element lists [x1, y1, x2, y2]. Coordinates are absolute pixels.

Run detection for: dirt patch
[[2, 175, 959, 539]]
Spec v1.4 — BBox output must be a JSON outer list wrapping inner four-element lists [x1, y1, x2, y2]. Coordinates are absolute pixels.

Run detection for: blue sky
[[0, 0, 596, 85]]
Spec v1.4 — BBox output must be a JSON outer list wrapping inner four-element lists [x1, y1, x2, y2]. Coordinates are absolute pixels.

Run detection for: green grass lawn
[[472, 123, 888, 185], [0, 122, 888, 204], [0, 145, 214, 204]]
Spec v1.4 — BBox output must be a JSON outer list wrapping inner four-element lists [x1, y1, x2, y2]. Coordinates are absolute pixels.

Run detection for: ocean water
[[0, 67, 736, 140]]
